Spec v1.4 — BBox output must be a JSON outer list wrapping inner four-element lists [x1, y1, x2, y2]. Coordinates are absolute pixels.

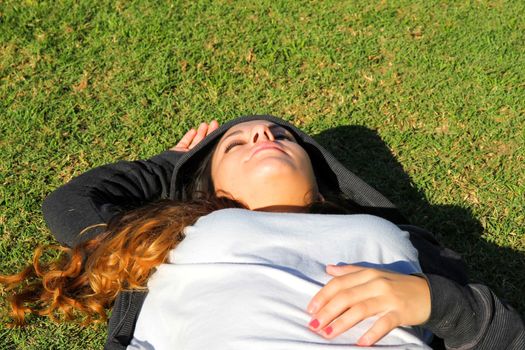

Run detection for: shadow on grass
[[313, 125, 525, 317]]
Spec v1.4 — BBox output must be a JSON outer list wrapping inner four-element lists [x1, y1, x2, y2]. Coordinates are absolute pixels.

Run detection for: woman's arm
[[42, 150, 182, 247], [43, 121, 219, 247], [405, 224, 525, 349], [424, 273, 525, 349]]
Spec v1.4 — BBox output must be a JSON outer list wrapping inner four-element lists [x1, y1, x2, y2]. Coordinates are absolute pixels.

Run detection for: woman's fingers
[[171, 120, 219, 152], [325, 264, 363, 277], [307, 265, 375, 314], [188, 122, 210, 149], [309, 296, 384, 339], [171, 129, 198, 151], [308, 278, 391, 334], [208, 119, 219, 133], [357, 312, 400, 346]]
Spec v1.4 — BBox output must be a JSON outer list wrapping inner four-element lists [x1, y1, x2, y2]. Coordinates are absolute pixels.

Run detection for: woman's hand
[[306, 264, 431, 346], [170, 120, 219, 152]]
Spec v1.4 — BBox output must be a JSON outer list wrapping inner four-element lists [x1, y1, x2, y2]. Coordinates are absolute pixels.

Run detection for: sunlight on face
[[210, 120, 319, 211]]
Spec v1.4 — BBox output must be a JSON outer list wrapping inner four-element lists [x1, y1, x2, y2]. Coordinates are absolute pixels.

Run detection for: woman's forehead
[[226, 120, 276, 132]]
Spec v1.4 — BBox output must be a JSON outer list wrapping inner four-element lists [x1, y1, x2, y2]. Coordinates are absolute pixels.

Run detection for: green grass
[[1, 0, 524, 348]]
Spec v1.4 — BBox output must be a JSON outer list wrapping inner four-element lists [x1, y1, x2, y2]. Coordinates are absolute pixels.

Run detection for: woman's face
[[211, 120, 319, 211]]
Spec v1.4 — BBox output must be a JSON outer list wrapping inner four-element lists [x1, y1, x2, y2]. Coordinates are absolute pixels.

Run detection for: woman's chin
[[249, 158, 297, 178]]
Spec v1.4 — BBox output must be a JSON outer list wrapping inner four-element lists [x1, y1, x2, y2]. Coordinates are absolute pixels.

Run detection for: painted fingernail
[[324, 326, 333, 336], [309, 319, 320, 329]]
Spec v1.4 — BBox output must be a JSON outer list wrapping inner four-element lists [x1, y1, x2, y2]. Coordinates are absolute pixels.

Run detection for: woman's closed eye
[[225, 140, 245, 153], [275, 134, 293, 141], [224, 134, 293, 153]]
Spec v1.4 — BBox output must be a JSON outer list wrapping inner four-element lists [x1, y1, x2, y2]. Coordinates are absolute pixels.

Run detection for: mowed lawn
[[1, 0, 524, 348]]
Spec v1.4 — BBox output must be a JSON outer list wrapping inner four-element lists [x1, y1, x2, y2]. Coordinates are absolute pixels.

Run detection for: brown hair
[[0, 196, 248, 326]]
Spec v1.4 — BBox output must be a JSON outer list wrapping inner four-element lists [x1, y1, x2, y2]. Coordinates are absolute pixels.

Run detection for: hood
[[169, 115, 406, 224]]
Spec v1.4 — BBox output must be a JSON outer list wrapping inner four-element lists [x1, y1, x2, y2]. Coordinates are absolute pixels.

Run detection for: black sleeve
[[400, 225, 525, 350], [42, 150, 183, 247], [424, 274, 525, 350]]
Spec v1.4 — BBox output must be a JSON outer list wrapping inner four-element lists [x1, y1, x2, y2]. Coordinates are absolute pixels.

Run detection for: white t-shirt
[[128, 208, 431, 350]]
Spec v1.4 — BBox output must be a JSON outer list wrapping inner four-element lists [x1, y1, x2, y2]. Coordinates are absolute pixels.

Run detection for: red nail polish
[[309, 319, 320, 329], [324, 326, 333, 335]]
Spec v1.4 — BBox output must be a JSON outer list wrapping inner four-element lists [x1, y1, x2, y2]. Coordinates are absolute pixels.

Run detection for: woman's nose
[[250, 124, 275, 143]]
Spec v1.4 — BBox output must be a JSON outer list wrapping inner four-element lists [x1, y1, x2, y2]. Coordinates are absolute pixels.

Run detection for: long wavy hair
[[0, 141, 359, 326]]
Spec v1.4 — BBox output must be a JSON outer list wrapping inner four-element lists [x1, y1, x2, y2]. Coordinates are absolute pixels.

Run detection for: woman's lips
[[250, 142, 287, 159]]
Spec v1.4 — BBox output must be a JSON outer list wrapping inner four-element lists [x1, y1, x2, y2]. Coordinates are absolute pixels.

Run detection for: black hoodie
[[42, 115, 524, 349]]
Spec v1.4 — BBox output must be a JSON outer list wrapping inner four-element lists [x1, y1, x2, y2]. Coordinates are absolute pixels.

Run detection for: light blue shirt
[[129, 208, 431, 350]]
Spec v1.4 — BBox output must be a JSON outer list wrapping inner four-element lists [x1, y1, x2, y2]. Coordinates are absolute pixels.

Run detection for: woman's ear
[[318, 193, 325, 202]]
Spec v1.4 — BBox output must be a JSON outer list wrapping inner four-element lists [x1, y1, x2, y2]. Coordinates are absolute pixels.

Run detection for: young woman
[[2, 115, 524, 350]]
